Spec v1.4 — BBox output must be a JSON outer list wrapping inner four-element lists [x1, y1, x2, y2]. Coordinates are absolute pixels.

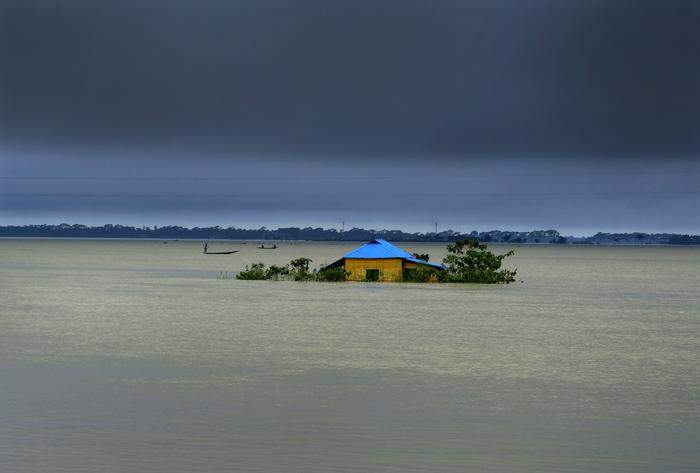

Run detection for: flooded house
[[324, 239, 444, 282]]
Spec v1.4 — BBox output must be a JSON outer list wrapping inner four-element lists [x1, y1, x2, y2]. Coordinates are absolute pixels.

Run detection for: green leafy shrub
[[236, 258, 320, 281], [442, 239, 517, 284], [289, 257, 311, 271], [289, 257, 314, 281], [403, 266, 438, 282], [315, 266, 349, 282], [236, 262, 268, 280], [265, 264, 290, 280]]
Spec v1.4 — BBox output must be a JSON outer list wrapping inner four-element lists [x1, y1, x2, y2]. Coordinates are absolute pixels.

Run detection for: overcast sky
[[1, 0, 698, 234]]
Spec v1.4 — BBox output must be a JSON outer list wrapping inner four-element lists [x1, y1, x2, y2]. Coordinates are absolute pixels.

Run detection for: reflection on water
[[1, 239, 698, 472]]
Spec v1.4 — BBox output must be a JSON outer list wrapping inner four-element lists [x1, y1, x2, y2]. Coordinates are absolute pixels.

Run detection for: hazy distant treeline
[[1, 224, 698, 245]]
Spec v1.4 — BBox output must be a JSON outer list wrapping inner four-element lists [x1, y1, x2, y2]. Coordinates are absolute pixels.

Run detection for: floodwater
[[0, 239, 698, 472]]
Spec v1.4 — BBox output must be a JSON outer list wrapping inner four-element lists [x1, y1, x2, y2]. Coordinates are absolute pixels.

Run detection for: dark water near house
[[1, 239, 698, 472]]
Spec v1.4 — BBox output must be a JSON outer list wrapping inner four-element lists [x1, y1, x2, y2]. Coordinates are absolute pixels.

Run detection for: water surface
[[1, 240, 698, 472]]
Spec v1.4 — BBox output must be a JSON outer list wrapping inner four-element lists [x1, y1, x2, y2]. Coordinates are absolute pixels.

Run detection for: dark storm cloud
[[1, 0, 699, 233], [2, 0, 699, 160]]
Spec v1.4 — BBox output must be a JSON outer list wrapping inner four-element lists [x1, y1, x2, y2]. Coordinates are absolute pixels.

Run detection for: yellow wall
[[345, 258, 404, 282]]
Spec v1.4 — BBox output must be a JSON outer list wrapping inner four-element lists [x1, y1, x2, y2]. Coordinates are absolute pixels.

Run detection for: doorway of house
[[365, 269, 379, 281]]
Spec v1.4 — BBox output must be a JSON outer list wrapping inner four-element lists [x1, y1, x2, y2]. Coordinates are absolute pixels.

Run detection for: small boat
[[258, 243, 277, 249], [203, 243, 238, 255]]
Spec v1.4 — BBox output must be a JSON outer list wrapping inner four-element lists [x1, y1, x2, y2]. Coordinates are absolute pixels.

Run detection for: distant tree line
[[668, 234, 700, 245], [0, 224, 698, 245]]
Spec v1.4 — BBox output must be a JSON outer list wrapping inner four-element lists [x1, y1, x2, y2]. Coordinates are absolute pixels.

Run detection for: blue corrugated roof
[[343, 239, 444, 269]]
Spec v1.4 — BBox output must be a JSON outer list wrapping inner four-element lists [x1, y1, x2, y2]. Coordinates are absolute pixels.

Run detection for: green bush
[[265, 264, 290, 280], [236, 258, 324, 281], [289, 257, 314, 281], [442, 239, 517, 284], [289, 257, 312, 271], [403, 266, 437, 282], [236, 262, 268, 280], [315, 266, 349, 282]]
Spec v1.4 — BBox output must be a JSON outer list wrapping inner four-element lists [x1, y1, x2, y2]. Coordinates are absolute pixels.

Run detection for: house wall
[[345, 258, 404, 282]]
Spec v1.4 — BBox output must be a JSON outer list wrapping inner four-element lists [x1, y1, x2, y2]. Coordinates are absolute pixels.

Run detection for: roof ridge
[[340, 240, 445, 269], [375, 239, 407, 258], [342, 239, 423, 260]]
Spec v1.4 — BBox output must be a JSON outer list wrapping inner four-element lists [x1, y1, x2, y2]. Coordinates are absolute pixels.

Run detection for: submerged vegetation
[[441, 239, 517, 284], [403, 239, 516, 284], [236, 258, 349, 282], [403, 265, 438, 283], [314, 266, 351, 282], [234, 239, 516, 284]]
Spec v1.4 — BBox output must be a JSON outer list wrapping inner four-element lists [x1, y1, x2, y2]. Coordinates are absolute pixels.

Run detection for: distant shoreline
[[1, 236, 698, 247], [1, 224, 699, 245]]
